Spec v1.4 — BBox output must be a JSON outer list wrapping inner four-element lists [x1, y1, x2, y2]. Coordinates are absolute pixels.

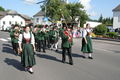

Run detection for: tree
[[102, 17, 113, 25], [65, 3, 88, 27], [0, 6, 5, 11], [98, 14, 103, 22], [41, 0, 88, 27], [41, 0, 65, 21], [93, 24, 108, 35]]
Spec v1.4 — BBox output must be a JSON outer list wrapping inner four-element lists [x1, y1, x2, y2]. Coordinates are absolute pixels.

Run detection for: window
[[15, 21, 17, 24], [36, 18, 39, 23], [3, 21, 5, 25], [12, 16, 14, 18], [118, 16, 120, 22], [21, 22, 23, 25], [9, 21, 11, 25]]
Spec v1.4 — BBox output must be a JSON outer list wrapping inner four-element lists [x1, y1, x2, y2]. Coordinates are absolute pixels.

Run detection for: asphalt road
[[0, 31, 120, 80]]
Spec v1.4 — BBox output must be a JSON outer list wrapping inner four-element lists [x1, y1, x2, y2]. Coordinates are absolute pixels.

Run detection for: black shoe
[[69, 62, 73, 65], [55, 50, 58, 52], [28, 71, 34, 74], [82, 56, 86, 59], [43, 51, 46, 53], [62, 60, 65, 63], [88, 57, 93, 59], [38, 50, 41, 52]]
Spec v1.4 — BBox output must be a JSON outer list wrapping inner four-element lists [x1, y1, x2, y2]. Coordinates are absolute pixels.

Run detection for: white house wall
[[113, 11, 120, 29], [34, 16, 46, 25], [0, 15, 25, 30], [85, 21, 102, 28]]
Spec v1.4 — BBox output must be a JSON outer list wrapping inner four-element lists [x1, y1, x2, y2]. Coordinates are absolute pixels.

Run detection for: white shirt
[[82, 28, 92, 38], [18, 32, 35, 45]]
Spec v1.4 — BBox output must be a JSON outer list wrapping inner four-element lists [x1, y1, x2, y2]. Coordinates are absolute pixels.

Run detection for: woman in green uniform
[[81, 24, 93, 59], [18, 25, 36, 74]]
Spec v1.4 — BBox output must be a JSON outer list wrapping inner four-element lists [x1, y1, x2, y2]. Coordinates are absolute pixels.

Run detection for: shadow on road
[[55, 50, 85, 58], [2, 46, 15, 55], [72, 53, 85, 58], [113, 51, 120, 53], [4, 58, 24, 71], [2, 43, 17, 56], [2, 43, 12, 47], [36, 53, 62, 63]]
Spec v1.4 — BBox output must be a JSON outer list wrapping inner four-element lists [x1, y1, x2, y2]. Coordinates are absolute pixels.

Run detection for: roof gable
[[113, 4, 120, 11], [0, 10, 31, 20], [33, 11, 45, 17]]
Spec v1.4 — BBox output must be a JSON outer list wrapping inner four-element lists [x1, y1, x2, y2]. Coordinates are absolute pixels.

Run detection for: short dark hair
[[24, 25, 30, 29], [86, 23, 90, 27], [14, 24, 19, 29]]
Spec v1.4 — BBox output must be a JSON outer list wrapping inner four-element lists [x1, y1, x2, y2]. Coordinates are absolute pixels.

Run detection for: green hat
[[21, 26, 25, 28], [38, 25, 43, 28]]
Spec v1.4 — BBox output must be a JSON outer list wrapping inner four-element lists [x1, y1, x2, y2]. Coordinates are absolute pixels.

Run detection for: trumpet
[[14, 29, 19, 39], [64, 30, 73, 43]]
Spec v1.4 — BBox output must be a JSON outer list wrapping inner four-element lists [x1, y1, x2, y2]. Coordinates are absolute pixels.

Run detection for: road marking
[[7, 38, 11, 40], [94, 48, 112, 53], [0, 38, 8, 42]]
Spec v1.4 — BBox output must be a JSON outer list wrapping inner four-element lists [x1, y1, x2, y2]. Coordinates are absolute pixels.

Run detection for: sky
[[0, 0, 120, 20]]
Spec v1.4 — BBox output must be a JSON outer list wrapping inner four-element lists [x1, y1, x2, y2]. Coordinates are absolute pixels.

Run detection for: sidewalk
[[73, 38, 120, 45], [92, 37, 120, 42]]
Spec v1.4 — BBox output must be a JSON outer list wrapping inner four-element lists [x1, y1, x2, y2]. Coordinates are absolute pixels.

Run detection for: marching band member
[[49, 26, 59, 51], [10, 25, 20, 55], [61, 26, 73, 65], [44, 25, 50, 48], [37, 25, 46, 53], [18, 25, 36, 74], [33, 25, 39, 51]]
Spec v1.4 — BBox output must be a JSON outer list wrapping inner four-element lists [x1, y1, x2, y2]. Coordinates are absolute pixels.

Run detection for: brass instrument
[[14, 29, 19, 39], [64, 30, 73, 43]]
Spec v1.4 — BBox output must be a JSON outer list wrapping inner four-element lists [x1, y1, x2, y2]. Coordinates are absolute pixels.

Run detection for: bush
[[91, 33, 96, 38], [106, 32, 118, 38], [93, 24, 108, 35]]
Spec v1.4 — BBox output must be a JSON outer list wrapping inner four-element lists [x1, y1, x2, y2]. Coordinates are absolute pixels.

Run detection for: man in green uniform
[[37, 25, 46, 53], [49, 26, 59, 51], [44, 25, 50, 48], [10, 25, 20, 55], [61, 26, 73, 65], [32, 25, 39, 51]]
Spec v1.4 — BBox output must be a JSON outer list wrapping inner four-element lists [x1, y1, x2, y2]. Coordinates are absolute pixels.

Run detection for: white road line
[[0, 38, 8, 42], [7, 38, 11, 40], [94, 48, 112, 53]]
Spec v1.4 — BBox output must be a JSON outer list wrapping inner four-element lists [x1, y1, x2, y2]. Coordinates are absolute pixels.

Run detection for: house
[[113, 4, 120, 29], [33, 11, 51, 25], [21, 14, 32, 25], [0, 10, 31, 30], [106, 25, 114, 32]]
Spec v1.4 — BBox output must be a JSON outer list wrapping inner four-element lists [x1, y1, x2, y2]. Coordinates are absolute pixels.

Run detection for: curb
[[92, 37, 120, 42]]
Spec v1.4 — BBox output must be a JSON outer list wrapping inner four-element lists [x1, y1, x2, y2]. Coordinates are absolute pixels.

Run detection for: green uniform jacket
[[62, 33, 73, 48], [37, 30, 45, 40], [49, 30, 59, 41], [59, 28, 64, 38], [10, 30, 19, 43], [45, 28, 49, 39]]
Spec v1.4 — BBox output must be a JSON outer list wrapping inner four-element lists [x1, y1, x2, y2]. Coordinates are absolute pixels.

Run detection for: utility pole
[[36, 0, 46, 17]]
